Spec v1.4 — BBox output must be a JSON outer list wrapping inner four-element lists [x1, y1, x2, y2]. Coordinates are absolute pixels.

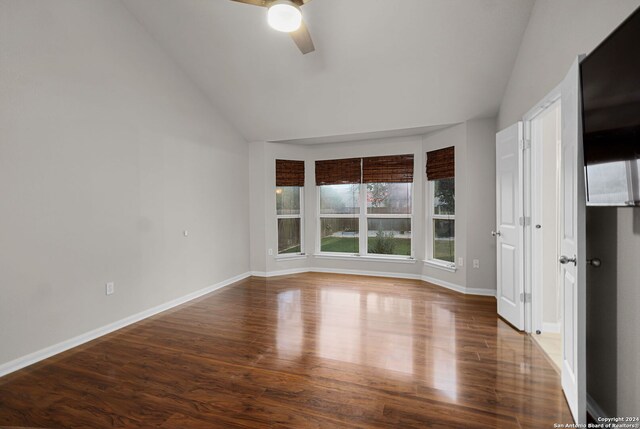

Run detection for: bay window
[[315, 155, 414, 258]]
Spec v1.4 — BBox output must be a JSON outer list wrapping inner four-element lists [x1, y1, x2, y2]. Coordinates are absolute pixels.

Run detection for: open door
[[495, 122, 524, 330], [559, 56, 586, 424]]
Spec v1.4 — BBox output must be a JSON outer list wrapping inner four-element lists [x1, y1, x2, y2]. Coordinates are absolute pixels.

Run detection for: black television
[[580, 6, 640, 206]]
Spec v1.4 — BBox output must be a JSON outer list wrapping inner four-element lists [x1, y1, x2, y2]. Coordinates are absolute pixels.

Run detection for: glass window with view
[[426, 147, 455, 264], [316, 155, 414, 257], [366, 183, 412, 256], [275, 159, 305, 255], [276, 186, 302, 254], [319, 184, 360, 253]]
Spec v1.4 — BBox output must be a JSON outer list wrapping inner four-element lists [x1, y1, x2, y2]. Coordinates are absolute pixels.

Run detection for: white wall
[[496, 0, 640, 417], [0, 0, 250, 368], [465, 119, 498, 291], [249, 119, 498, 294], [498, 0, 640, 130]]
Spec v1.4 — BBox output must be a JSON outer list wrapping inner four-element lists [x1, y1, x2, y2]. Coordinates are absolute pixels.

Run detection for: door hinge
[[519, 138, 531, 151], [519, 216, 531, 226], [520, 292, 532, 303]]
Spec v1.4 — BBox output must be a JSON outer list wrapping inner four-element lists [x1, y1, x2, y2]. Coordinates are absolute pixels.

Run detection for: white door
[[559, 57, 586, 424], [495, 122, 524, 330]]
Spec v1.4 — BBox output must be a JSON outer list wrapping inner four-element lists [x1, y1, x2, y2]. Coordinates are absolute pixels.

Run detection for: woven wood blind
[[275, 159, 305, 187], [363, 154, 414, 183], [315, 158, 362, 185], [426, 147, 455, 180]]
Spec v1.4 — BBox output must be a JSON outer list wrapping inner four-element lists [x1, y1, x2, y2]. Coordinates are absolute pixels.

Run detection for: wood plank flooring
[[0, 273, 573, 428]]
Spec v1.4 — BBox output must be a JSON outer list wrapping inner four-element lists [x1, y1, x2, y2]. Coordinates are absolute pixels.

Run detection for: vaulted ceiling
[[123, 0, 534, 142]]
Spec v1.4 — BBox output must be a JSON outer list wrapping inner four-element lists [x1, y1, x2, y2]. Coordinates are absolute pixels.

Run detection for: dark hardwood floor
[[0, 273, 573, 428]]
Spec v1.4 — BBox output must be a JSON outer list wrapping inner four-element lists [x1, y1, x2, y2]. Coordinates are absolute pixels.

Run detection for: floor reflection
[[276, 289, 303, 359], [430, 303, 458, 399], [269, 275, 571, 426], [277, 287, 415, 374]]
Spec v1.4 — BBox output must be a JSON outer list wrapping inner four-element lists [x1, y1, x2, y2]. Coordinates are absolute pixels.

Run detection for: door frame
[[522, 84, 562, 334], [519, 56, 587, 424]]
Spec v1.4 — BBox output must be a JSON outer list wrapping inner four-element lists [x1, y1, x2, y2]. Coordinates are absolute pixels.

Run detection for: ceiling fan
[[231, 0, 315, 54]]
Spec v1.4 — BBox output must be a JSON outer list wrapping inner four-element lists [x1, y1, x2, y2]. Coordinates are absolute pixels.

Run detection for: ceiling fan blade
[[290, 19, 315, 54], [230, 0, 268, 7]]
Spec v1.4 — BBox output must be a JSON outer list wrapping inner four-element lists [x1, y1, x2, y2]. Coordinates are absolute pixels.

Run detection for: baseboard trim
[[313, 267, 422, 281], [421, 274, 496, 297], [587, 394, 608, 421], [251, 267, 496, 297], [249, 268, 309, 277], [543, 322, 561, 333], [0, 271, 252, 378]]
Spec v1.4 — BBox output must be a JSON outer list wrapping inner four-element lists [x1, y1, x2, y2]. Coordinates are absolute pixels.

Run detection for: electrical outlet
[[183, 230, 189, 237], [458, 257, 464, 267], [105, 282, 115, 296], [473, 259, 480, 269], [268, 248, 273, 256]]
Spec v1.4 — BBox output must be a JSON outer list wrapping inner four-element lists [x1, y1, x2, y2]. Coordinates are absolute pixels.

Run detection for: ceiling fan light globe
[[267, 1, 302, 33]]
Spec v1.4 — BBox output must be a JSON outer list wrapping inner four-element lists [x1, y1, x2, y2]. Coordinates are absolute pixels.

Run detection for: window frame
[[364, 183, 414, 259], [276, 186, 305, 256], [426, 178, 456, 268], [316, 183, 414, 260], [316, 184, 361, 256]]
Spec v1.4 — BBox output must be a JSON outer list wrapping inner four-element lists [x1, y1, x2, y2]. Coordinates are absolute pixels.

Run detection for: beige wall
[[0, 0, 250, 368], [249, 119, 498, 294], [497, 0, 640, 417]]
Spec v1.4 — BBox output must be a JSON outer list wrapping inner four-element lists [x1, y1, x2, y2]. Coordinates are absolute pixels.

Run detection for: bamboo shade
[[315, 158, 362, 185], [426, 147, 455, 180], [362, 154, 414, 183], [275, 159, 305, 187]]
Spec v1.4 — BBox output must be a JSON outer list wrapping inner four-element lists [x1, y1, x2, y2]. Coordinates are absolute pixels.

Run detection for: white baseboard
[[249, 268, 309, 277], [587, 393, 608, 420], [313, 267, 422, 281], [421, 274, 496, 297], [543, 322, 561, 333], [250, 267, 496, 297], [0, 271, 252, 378]]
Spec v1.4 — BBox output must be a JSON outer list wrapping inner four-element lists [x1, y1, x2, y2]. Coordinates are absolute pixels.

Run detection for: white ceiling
[[123, 0, 534, 142]]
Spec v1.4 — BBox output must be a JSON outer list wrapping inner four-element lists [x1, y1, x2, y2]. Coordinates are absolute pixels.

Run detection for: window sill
[[423, 259, 457, 272], [275, 253, 308, 261], [314, 253, 417, 264]]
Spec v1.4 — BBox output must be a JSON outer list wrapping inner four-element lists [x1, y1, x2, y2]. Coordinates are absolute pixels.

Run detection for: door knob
[[491, 231, 502, 237], [559, 255, 577, 265], [587, 258, 601, 267]]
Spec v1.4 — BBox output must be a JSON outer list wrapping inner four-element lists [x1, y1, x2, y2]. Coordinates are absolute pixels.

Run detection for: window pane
[[320, 184, 360, 215], [276, 186, 300, 215], [278, 218, 301, 254], [320, 218, 359, 253], [367, 183, 412, 214], [433, 219, 455, 262], [433, 178, 455, 215], [367, 218, 411, 256]]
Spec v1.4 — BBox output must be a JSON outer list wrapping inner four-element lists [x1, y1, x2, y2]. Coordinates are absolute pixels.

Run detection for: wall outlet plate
[[458, 257, 464, 267], [105, 282, 115, 296], [268, 248, 273, 256], [473, 259, 480, 269]]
